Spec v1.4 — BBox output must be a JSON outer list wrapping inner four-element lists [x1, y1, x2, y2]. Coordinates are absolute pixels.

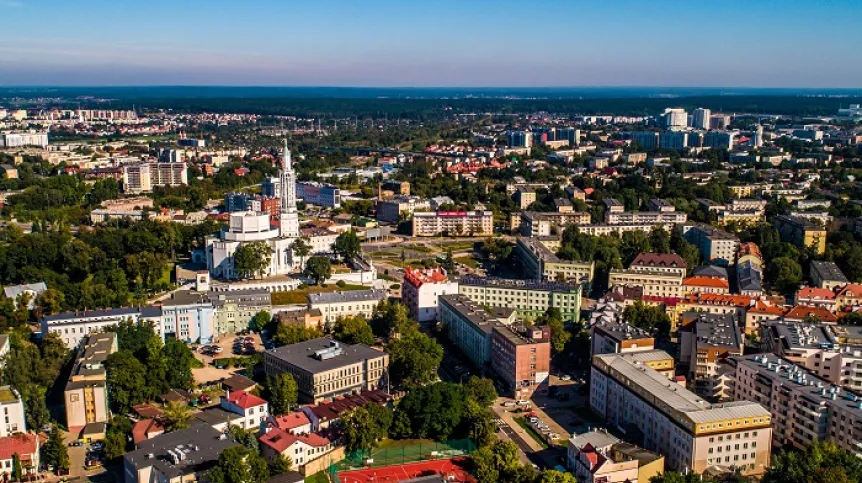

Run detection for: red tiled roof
[[270, 412, 310, 431], [684, 293, 755, 307], [738, 242, 762, 259], [305, 390, 392, 422], [683, 276, 730, 289], [258, 428, 329, 453], [225, 390, 267, 410], [403, 267, 449, 288], [784, 305, 839, 323], [0, 434, 40, 461], [132, 418, 166, 445], [836, 284, 862, 298], [796, 287, 836, 301], [747, 302, 786, 316], [631, 253, 687, 269]]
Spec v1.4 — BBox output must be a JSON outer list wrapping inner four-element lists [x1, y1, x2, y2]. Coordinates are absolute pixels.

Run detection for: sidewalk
[[491, 403, 545, 453]]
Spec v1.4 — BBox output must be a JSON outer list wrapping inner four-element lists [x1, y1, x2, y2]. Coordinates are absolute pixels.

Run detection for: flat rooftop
[[124, 425, 239, 479], [439, 294, 515, 335], [307, 289, 387, 305], [265, 337, 386, 374], [459, 275, 580, 293], [811, 260, 848, 283]]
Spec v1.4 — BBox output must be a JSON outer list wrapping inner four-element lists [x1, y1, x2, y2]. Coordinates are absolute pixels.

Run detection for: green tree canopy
[[334, 230, 362, 260], [208, 446, 269, 483], [233, 241, 272, 279], [386, 326, 443, 388], [304, 256, 332, 285], [333, 315, 375, 345], [267, 373, 298, 416]]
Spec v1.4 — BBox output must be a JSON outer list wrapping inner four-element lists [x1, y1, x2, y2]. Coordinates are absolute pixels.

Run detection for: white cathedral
[[205, 140, 303, 279]]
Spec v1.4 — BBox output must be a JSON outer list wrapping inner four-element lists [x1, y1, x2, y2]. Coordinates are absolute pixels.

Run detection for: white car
[[560, 375, 572, 381]]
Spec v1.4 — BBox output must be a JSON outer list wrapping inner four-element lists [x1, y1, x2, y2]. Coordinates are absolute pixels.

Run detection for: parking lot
[[192, 332, 265, 385]]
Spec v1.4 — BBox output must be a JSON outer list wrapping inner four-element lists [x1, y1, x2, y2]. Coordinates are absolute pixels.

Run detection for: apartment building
[[519, 211, 591, 237], [64, 332, 116, 430], [0, 387, 25, 437], [591, 321, 655, 357], [307, 289, 387, 326], [515, 237, 595, 286], [682, 276, 730, 295], [761, 322, 862, 392], [629, 253, 687, 277], [411, 210, 493, 237], [122, 162, 188, 194], [0, 132, 49, 148], [605, 210, 687, 225], [296, 182, 341, 208], [607, 269, 683, 298], [42, 306, 164, 349], [591, 352, 772, 475], [567, 430, 664, 483], [458, 276, 582, 322], [211, 289, 271, 336], [773, 215, 827, 255], [263, 338, 388, 403], [730, 354, 862, 457], [682, 224, 740, 266], [375, 196, 430, 224], [439, 294, 517, 370], [578, 223, 677, 237], [220, 391, 269, 431], [401, 267, 459, 324], [490, 322, 552, 397], [514, 188, 536, 210], [160, 291, 216, 344], [810, 261, 848, 290], [679, 313, 744, 401]]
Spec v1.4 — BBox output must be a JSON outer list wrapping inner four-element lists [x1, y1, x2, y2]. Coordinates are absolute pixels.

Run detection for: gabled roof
[[631, 253, 687, 269], [225, 390, 267, 410], [258, 428, 330, 453], [683, 276, 730, 289], [836, 283, 862, 299], [796, 287, 836, 301], [268, 412, 310, 431], [0, 433, 41, 460], [784, 305, 839, 323]]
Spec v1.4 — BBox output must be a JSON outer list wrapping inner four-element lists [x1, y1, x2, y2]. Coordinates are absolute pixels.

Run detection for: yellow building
[[773, 215, 827, 254]]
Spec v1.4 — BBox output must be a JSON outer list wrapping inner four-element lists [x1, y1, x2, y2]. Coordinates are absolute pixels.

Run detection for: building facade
[[411, 211, 493, 237], [307, 289, 387, 326], [401, 267, 459, 325], [458, 276, 582, 322], [64, 333, 116, 430]]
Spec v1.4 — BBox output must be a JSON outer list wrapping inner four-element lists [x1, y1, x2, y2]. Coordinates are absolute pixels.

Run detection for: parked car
[[560, 375, 572, 381]]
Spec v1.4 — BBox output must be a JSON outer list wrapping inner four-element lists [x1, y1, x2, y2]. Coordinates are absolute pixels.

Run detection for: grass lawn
[[514, 416, 550, 449], [445, 241, 477, 251], [405, 245, 434, 254], [366, 250, 399, 258], [305, 471, 329, 483], [377, 273, 397, 282], [271, 283, 368, 305], [453, 255, 479, 269]]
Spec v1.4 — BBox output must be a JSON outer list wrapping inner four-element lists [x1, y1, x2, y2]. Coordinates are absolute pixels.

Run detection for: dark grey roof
[[42, 306, 141, 322], [265, 337, 386, 375], [124, 425, 239, 479], [458, 276, 579, 293], [811, 261, 848, 283], [736, 262, 762, 292], [307, 289, 387, 305], [439, 294, 516, 335], [194, 407, 243, 426], [689, 312, 743, 351], [692, 265, 729, 280]]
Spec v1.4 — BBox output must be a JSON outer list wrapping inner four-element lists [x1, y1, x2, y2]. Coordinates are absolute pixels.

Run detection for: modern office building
[[773, 215, 827, 255], [411, 210, 493, 237], [591, 351, 773, 475], [458, 276, 582, 322], [307, 289, 387, 326], [515, 237, 595, 286], [519, 211, 591, 237], [263, 338, 388, 403], [296, 182, 341, 208], [730, 354, 862, 458], [65, 332, 116, 430], [682, 223, 740, 266], [401, 267, 459, 324]]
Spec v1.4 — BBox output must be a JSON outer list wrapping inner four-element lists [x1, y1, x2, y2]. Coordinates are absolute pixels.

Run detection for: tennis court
[[338, 457, 474, 483]]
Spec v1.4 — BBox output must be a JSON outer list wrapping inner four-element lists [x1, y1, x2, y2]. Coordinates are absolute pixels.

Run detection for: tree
[[267, 373, 298, 416], [304, 256, 332, 285], [539, 470, 577, 483], [35, 288, 64, 317], [334, 230, 361, 260], [22, 388, 50, 431], [233, 241, 272, 279], [762, 441, 862, 483], [341, 405, 378, 453], [465, 377, 497, 407], [370, 300, 412, 339], [274, 323, 322, 346], [536, 307, 571, 354], [268, 454, 293, 477], [106, 351, 148, 413], [143, 336, 168, 398], [333, 315, 375, 345], [162, 401, 193, 431], [250, 310, 271, 333], [227, 425, 260, 452], [624, 301, 672, 342], [480, 237, 513, 266], [391, 383, 466, 440], [11, 453, 21, 482], [41, 427, 70, 473], [767, 256, 803, 294], [163, 338, 195, 390], [463, 398, 496, 448], [208, 446, 269, 483], [840, 312, 862, 326], [386, 326, 443, 388], [291, 237, 312, 269]]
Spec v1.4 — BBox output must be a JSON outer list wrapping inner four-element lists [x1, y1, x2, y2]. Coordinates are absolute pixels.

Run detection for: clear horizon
[[1, 0, 861, 88]]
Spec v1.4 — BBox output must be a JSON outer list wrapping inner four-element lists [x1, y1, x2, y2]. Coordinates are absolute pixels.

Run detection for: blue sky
[[0, 0, 860, 87]]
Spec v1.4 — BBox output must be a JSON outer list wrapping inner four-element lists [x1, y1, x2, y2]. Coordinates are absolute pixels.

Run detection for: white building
[[660, 108, 688, 129], [401, 267, 459, 324], [206, 140, 301, 279], [411, 210, 493, 237], [0, 132, 49, 148], [42, 307, 164, 349], [692, 108, 712, 130], [0, 387, 25, 437], [122, 162, 188, 194], [220, 390, 269, 431], [307, 289, 388, 326], [296, 182, 341, 208]]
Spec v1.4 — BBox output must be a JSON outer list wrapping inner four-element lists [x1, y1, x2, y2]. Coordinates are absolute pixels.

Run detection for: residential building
[[490, 323, 552, 397], [458, 276, 582, 322], [659, 131, 688, 150], [660, 108, 688, 129], [122, 162, 188, 194], [703, 131, 735, 150], [65, 332, 116, 430], [773, 215, 827, 255], [736, 242, 764, 270], [591, 351, 772, 475], [261, 412, 312, 436], [567, 430, 664, 483], [0, 387, 24, 438], [401, 267, 459, 324], [679, 313, 744, 401], [307, 289, 387, 326], [736, 261, 763, 296], [591, 321, 655, 357], [439, 294, 517, 370], [263, 338, 388, 403], [730, 354, 862, 457], [682, 224, 740, 266], [710, 115, 731, 130], [607, 269, 683, 298], [278, 309, 324, 330], [514, 188, 536, 210], [411, 210, 493, 237], [515, 237, 595, 286], [0, 132, 49, 148], [629, 132, 659, 150], [519, 211, 591, 237], [835, 283, 862, 310], [224, 192, 251, 212], [159, 290, 216, 344], [605, 210, 687, 225], [296, 182, 341, 208], [810, 261, 848, 290], [258, 429, 333, 470], [123, 425, 239, 483], [578, 223, 676, 237], [42, 306, 163, 349], [506, 130, 532, 148], [682, 276, 730, 295], [0, 434, 41, 479], [692, 108, 712, 130], [220, 390, 269, 431], [211, 289, 271, 336], [795, 287, 836, 309], [299, 390, 391, 431]]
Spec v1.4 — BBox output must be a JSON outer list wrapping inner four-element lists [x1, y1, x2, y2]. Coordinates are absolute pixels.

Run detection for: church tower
[[279, 139, 300, 238]]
